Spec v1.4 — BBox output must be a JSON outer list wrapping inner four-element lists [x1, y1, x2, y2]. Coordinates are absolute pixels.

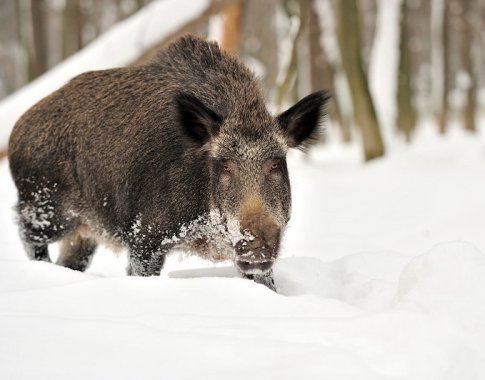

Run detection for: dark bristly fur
[[8, 35, 330, 291]]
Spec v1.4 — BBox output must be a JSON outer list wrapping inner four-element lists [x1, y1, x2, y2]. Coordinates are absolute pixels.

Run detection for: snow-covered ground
[[1, 1, 485, 378], [1, 124, 485, 379]]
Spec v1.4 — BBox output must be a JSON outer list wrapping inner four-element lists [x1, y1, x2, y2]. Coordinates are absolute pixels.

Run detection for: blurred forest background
[[0, 0, 484, 161]]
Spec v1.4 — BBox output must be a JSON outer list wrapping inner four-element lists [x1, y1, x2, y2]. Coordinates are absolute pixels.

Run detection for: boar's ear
[[277, 90, 331, 148], [176, 93, 223, 144]]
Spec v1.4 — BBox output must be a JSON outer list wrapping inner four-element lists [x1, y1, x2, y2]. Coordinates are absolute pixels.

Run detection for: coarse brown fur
[[8, 35, 330, 290]]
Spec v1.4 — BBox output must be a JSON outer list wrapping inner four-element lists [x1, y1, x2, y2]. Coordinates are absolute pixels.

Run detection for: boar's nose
[[236, 218, 281, 250], [235, 232, 280, 256], [241, 223, 280, 251], [234, 229, 280, 274], [238, 196, 281, 247]]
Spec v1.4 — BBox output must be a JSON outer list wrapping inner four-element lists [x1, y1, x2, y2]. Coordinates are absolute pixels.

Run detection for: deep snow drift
[[1, 128, 485, 379]]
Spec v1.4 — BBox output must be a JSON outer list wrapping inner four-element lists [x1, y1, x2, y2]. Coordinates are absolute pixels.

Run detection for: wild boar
[[8, 35, 329, 291]]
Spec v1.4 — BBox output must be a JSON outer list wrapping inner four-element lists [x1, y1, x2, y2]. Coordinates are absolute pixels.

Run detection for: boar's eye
[[265, 158, 282, 174], [221, 159, 236, 175]]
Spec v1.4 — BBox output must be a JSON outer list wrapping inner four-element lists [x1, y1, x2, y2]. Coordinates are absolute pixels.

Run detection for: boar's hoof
[[244, 269, 277, 292]]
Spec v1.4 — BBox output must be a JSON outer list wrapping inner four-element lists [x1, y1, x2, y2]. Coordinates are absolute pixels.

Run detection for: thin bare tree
[[221, 0, 243, 54], [434, 0, 450, 134], [31, 0, 49, 77], [276, 0, 307, 109], [458, 0, 477, 132], [396, 0, 417, 141], [63, 0, 83, 59], [240, 0, 280, 99], [309, 0, 350, 142], [335, 0, 384, 160]]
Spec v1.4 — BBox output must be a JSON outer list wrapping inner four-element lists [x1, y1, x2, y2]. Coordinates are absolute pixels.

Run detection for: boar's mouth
[[234, 238, 279, 274]]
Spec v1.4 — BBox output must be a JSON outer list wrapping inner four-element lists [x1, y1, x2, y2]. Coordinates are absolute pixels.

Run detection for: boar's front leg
[[127, 245, 169, 277], [244, 269, 277, 292]]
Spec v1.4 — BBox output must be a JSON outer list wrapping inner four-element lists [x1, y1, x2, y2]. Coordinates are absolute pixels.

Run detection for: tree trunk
[[0, 0, 22, 97], [63, 0, 83, 59], [396, 0, 416, 142], [359, 0, 378, 72], [309, 0, 350, 142], [17, 0, 34, 82], [437, 0, 450, 134], [459, 0, 476, 132], [92, 0, 104, 37], [136, 0, 150, 10], [31, 0, 49, 77], [240, 0, 279, 99], [221, 1, 243, 54], [276, 0, 308, 109], [335, 0, 384, 161]]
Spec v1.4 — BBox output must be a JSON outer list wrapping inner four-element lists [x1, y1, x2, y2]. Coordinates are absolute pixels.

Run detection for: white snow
[[1, 126, 485, 379], [1, 1, 485, 378]]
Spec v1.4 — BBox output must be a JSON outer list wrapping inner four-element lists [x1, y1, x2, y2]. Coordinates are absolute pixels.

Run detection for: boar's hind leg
[[57, 228, 97, 272], [127, 247, 168, 277], [16, 200, 77, 263]]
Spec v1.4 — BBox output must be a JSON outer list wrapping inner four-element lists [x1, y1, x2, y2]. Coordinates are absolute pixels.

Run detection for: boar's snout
[[234, 218, 281, 274], [235, 237, 279, 273]]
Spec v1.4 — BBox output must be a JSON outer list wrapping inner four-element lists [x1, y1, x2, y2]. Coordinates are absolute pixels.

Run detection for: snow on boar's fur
[[8, 35, 329, 291]]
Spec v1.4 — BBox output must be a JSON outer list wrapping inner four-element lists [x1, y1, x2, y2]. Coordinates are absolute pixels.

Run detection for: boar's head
[[176, 90, 330, 275]]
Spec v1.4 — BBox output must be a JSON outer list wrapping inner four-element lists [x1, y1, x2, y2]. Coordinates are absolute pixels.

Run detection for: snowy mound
[[1, 241, 484, 379]]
